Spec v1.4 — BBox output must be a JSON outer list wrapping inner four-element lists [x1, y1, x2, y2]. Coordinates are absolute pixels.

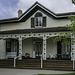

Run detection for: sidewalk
[[0, 68, 74, 75]]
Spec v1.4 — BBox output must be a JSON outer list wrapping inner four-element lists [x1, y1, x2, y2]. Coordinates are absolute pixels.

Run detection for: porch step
[[0, 59, 74, 71], [16, 59, 41, 69], [43, 60, 73, 71], [0, 59, 14, 68]]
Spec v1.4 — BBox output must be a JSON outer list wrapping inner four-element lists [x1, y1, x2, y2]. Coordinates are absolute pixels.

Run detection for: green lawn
[[38, 73, 75, 75]]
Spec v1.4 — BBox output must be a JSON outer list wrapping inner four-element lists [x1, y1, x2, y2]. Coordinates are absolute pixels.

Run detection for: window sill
[[35, 26, 42, 28]]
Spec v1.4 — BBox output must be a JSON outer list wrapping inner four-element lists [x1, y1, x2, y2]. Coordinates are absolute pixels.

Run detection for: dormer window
[[31, 12, 46, 28]]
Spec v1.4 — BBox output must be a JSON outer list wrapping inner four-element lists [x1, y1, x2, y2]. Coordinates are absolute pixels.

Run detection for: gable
[[19, 3, 56, 22]]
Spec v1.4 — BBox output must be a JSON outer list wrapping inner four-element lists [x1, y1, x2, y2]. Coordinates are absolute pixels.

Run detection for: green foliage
[[53, 0, 75, 45], [72, 0, 75, 4], [53, 15, 75, 45], [67, 16, 75, 32], [38, 73, 75, 75], [53, 33, 71, 45]]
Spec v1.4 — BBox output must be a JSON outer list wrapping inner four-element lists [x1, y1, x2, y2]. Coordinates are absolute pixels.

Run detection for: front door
[[35, 42, 42, 59]]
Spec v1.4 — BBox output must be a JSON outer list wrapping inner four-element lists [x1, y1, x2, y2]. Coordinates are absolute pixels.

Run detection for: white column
[[43, 35, 47, 60], [71, 36, 75, 70], [71, 36, 75, 61], [18, 38, 22, 60]]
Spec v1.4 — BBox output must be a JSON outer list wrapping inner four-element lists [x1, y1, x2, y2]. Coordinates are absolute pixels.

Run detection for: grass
[[38, 73, 75, 75]]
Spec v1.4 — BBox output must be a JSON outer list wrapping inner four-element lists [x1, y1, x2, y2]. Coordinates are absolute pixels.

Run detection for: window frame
[[34, 12, 43, 28], [35, 16, 43, 28], [31, 12, 46, 28], [61, 39, 71, 55]]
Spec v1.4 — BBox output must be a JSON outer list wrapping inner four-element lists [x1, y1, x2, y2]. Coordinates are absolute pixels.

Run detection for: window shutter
[[31, 18, 34, 28], [43, 17, 46, 27]]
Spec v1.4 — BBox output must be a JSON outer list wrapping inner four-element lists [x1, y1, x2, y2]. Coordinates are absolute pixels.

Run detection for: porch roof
[[0, 27, 69, 34]]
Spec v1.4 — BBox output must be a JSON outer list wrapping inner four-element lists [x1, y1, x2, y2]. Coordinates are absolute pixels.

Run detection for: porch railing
[[6, 52, 17, 59], [56, 54, 71, 60]]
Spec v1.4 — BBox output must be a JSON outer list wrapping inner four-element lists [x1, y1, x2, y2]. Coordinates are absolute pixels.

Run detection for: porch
[[0, 37, 71, 60], [0, 32, 74, 70]]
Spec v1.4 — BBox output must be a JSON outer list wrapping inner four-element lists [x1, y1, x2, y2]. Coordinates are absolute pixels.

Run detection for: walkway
[[0, 68, 74, 75]]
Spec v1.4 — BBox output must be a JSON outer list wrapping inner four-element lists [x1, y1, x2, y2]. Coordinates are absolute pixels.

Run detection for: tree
[[53, 0, 75, 45], [72, 0, 75, 4]]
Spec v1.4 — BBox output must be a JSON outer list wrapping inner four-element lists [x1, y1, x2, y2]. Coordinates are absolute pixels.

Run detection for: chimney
[[18, 10, 22, 17]]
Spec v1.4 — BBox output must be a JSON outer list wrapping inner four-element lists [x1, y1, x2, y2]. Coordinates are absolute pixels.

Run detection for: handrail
[[14, 55, 43, 68], [14, 56, 19, 67], [41, 54, 43, 68], [73, 60, 75, 70]]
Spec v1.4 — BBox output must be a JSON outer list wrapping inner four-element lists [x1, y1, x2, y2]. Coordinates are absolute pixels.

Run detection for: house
[[0, 2, 75, 62]]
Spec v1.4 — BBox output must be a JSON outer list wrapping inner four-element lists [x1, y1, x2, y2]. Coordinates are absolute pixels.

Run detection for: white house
[[0, 2, 75, 61]]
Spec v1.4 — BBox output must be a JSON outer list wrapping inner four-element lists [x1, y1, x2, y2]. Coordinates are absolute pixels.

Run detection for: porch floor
[[0, 59, 74, 71]]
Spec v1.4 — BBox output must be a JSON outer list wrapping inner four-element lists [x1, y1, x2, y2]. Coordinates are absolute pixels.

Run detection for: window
[[61, 39, 71, 55], [62, 45, 70, 54], [35, 17, 43, 27], [35, 12, 43, 27], [31, 12, 46, 28]]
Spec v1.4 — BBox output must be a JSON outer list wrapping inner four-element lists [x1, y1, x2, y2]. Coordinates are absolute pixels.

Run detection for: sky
[[0, 0, 75, 20]]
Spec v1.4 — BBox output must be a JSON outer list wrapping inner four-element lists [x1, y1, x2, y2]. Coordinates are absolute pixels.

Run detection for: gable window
[[31, 12, 46, 28], [35, 12, 43, 27]]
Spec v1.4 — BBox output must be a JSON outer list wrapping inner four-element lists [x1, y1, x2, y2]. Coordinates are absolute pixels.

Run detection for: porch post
[[43, 35, 47, 60], [71, 36, 75, 70], [71, 36, 75, 61], [18, 37, 22, 60]]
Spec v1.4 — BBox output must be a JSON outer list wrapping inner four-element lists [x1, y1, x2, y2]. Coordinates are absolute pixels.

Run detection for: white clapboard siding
[[0, 39, 6, 59]]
